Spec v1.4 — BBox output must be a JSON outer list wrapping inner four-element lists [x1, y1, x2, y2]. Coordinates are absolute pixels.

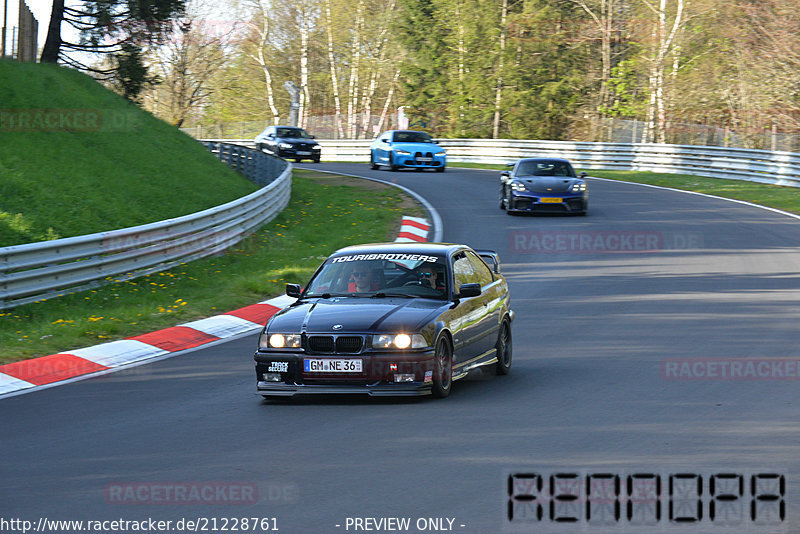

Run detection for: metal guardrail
[[0, 144, 291, 309], [209, 137, 800, 188]]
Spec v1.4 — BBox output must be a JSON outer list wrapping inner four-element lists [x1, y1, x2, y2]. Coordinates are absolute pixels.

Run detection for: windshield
[[392, 131, 434, 143], [276, 128, 312, 138], [304, 253, 448, 299], [516, 160, 575, 177]]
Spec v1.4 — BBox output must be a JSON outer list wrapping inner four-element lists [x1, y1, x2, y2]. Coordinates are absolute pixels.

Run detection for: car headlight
[[571, 182, 587, 192], [434, 151, 446, 156], [395, 150, 411, 155], [278, 142, 293, 149], [511, 182, 527, 192], [260, 333, 302, 349], [372, 333, 428, 349]]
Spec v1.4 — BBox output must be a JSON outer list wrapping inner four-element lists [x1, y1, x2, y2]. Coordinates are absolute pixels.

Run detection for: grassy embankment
[[0, 61, 420, 363]]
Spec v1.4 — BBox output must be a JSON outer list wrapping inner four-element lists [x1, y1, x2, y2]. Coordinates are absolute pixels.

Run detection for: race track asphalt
[[1, 162, 797, 533]]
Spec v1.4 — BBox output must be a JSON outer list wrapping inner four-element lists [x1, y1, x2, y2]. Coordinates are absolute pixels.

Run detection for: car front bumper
[[254, 349, 437, 397], [393, 154, 446, 168], [277, 146, 321, 159], [508, 192, 587, 213]]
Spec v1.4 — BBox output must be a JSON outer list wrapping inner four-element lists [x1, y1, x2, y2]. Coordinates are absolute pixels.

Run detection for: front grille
[[413, 151, 434, 165], [336, 336, 363, 353], [534, 203, 568, 213], [308, 336, 334, 352], [307, 335, 363, 354]]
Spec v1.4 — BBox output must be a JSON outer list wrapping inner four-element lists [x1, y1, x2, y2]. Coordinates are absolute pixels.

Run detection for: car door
[[375, 132, 392, 163], [263, 126, 277, 154], [449, 251, 490, 365], [465, 250, 503, 358]]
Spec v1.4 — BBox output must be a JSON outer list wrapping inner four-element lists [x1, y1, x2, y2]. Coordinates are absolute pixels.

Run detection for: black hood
[[519, 177, 579, 193], [282, 137, 319, 145], [267, 297, 443, 334]]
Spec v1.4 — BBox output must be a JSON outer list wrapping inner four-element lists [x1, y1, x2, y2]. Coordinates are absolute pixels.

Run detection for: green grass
[[0, 170, 421, 364], [0, 60, 256, 246], [445, 162, 800, 216]]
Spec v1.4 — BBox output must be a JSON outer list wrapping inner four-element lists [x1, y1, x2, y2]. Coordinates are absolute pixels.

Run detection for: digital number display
[[507, 471, 785, 529]]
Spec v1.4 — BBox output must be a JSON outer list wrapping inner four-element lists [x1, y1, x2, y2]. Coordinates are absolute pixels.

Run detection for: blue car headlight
[[396, 150, 411, 156], [511, 182, 527, 192], [434, 151, 446, 156], [571, 182, 587, 192]]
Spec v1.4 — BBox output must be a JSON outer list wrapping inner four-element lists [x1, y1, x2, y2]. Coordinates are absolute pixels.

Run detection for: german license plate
[[416, 157, 433, 162], [304, 359, 362, 373], [296, 151, 312, 155], [540, 197, 563, 203]]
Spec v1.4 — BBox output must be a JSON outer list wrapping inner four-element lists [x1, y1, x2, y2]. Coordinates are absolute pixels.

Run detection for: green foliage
[[603, 59, 647, 118], [397, 0, 449, 133], [113, 43, 158, 102]]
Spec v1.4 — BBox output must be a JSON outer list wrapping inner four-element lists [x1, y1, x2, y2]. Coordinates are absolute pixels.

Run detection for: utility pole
[[2, 0, 7, 58]]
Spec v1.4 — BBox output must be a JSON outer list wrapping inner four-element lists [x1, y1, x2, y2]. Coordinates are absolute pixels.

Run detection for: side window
[[466, 251, 494, 286], [452, 253, 478, 288]]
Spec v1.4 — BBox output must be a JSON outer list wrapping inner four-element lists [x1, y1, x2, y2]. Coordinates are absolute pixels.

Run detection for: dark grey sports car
[[500, 157, 588, 215], [254, 242, 513, 399]]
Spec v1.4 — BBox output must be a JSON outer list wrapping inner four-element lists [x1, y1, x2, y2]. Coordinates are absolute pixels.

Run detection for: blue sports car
[[369, 130, 446, 172], [499, 158, 588, 215]]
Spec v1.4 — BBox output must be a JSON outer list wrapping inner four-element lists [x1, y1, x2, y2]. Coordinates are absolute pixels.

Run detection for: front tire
[[499, 188, 506, 209], [505, 193, 516, 215], [370, 152, 379, 170], [389, 152, 399, 171], [431, 337, 453, 398], [435, 165, 445, 173], [495, 320, 512, 375]]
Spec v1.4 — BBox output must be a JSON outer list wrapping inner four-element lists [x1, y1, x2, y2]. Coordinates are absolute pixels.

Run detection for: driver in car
[[348, 264, 381, 292], [418, 265, 445, 291]]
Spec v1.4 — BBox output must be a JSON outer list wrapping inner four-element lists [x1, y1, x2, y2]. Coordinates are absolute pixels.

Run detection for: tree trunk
[[346, 0, 364, 138], [40, 0, 65, 63], [299, 11, 310, 128], [325, 0, 344, 138], [492, 0, 508, 139]]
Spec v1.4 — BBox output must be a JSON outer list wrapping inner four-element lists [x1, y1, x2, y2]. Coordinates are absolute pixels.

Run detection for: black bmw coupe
[[254, 242, 513, 399]]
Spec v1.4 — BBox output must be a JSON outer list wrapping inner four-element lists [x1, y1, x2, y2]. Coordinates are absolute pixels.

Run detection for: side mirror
[[267, 133, 275, 138], [500, 170, 511, 183], [580, 171, 587, 179], [381, 139, 389, 143], [457, 283, 481, 298], [286, 284, 302, 298], [310, 135, 316, 139]]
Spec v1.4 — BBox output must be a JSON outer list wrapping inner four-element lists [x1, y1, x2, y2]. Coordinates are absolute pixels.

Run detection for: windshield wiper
[[371, 292, 418, 298]]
